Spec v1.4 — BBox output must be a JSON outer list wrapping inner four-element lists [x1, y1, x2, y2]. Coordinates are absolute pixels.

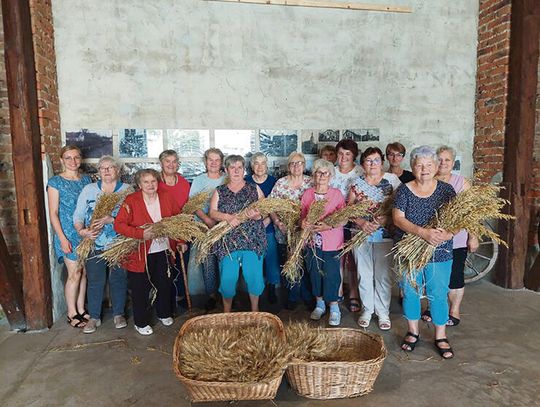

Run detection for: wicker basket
[[286, 328, 387, 399], [172, 312, 285, 402]]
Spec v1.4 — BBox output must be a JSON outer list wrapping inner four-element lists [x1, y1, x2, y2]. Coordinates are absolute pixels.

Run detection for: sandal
[[434, 338, 454, 359], [421, 309, 432, 323], [401, 331, 419, 352], [378, 318, 391, 331], [77, 309, 90, 322], [347, 297, 361, 313], [67, 314, 86, 328], [446, 315, 460, 326]]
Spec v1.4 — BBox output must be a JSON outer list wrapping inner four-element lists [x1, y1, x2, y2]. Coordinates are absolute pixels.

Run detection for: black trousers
[[128, 251, 173, 328]]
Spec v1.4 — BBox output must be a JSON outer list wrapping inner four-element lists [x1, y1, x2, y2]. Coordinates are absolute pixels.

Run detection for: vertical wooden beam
[[0, 230, 26, 330], [496, 0, 540, 288], [1, 0, 52, 329]]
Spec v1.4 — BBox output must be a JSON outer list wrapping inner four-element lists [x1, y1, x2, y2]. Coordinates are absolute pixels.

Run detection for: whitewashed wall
[[52, 0, 479, 174]]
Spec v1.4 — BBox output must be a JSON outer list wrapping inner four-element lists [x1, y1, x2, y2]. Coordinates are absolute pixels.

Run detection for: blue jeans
[[264, 233, 281, 285], [305, 248, 341, 303], [401, 260, 452, 326], [219, 250, 264, 298], [86, 252, 127, 320], [277, 243, 312, 303]]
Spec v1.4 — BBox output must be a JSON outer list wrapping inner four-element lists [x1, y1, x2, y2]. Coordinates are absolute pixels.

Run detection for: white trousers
[[353, 240, 393, 318]]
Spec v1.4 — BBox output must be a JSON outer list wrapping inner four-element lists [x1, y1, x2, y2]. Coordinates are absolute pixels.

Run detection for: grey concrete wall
[[52, 0, 479, 174]]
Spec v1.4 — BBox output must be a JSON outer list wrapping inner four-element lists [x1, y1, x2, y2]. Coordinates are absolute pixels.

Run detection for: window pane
[[167, 129, 210, 158], [259, 130, 298, 157], [179, 161, 206, 181], [119, 129, 164, 158], [215, 130, 255, 156]]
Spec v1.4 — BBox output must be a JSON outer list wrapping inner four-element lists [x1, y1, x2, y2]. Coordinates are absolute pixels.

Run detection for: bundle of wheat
[[281, 199, 327, 284], [284, 322, 340, 362], [393, 182, 514, 286], [76, 190, 130, 264], [178, 326, 291, 382], [194, 197, 299, 263], [323, 200, 371, 227], [181, 191, 210, 215]]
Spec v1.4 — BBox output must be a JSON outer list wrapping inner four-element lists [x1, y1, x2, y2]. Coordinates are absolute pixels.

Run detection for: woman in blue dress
[[47, 145, 92, 327]]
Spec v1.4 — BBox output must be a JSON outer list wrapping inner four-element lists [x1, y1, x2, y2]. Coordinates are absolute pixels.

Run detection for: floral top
[[214, 183, 266, 261], [47, 174, 92, 262], [269, 175, 312, 244], [330, 165, 364, 198]]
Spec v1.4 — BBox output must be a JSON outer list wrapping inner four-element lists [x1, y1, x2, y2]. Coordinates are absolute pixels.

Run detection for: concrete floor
[[1, 280, 540, 407]]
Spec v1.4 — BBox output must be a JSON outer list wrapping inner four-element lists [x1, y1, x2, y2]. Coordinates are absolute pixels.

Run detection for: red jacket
[[114, 189, 180, 272]]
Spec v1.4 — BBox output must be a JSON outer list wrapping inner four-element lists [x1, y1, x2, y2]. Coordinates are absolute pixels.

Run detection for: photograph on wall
[[167, 129, 210, 158], [119, 129, 164, 158], [65, 129, 113, 158], [259, 130, 298, 157], [122, 162, 162, 184], [300, 130, 319, 155], [341, 128, 380, 142], [318, 129, 340, 142]]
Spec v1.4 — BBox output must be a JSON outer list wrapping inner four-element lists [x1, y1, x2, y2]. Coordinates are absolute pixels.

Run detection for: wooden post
[[1, 0, 52, 329], [0, 230, 26, 330], [495, 0, 540, 288]]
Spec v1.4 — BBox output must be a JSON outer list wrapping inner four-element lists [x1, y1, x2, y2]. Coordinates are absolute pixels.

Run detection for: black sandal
[[446, 315, 460, 326], [401, 331, 419, 352], [67, 314, 86, 328], [347, 297, 361, 313], [421, 309, 432, 323], [434, 338, 454, 359], [77, 309, 90, 322]]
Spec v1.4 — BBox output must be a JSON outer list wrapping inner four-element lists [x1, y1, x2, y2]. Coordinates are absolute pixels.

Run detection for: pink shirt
[[448, 174, 468, 249], [145, 196, 170, 253], [301, 187, 345, 251]]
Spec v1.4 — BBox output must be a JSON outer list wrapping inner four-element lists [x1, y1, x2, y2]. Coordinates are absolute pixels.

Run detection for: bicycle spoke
[[479, 241, 494, 246], [473, 253, 491, 261]]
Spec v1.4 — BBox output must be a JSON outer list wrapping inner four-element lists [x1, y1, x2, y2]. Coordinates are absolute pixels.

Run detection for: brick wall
[[531, 41, 540, 246], [473, 0, 512, 182]]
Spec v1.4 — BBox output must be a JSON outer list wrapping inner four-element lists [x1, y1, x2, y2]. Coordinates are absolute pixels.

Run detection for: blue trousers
[[219, 250, 264, 298], [401, 260, 453, 326], [305, 248, 341, 303], [264, 233, 281, 285], [86, 252, 127, 320]]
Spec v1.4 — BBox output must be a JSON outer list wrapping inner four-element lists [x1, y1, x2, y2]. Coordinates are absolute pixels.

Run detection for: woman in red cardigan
[[114, 169, 182, 335]]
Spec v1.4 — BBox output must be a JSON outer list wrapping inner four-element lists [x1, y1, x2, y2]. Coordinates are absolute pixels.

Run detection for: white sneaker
[[310, 307, 326, 321], [328, 311, 341, 326], [83, 318, 101, 334], [158, 317, 174, 326], [114, 315, 127, 329], [134, 325, 153, 335]]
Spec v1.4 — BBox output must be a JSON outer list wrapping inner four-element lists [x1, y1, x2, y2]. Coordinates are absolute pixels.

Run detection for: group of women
[[48, 140, 475, 358]]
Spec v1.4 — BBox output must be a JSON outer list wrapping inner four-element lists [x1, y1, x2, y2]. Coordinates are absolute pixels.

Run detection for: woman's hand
[[275, 219, 287, 234], [421, 228, 452, 246], [226, 214, 241, 227], [312, 222, 331, 233], [60, 237, 73, 254], [355, 218, 379, 234], [375, 215, 388, 227], [143, 226, 155, 240], [245, 208, 262, 221], [79, 228, 100, 240], [467, 235, 479, 253], [301, 218, 312, 231], [91, 215, 114, 230]]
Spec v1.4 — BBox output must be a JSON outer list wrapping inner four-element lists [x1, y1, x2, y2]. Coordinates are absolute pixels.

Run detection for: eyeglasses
[[315, 171, 330, 178], [99, 166, 115, 172], [365, 158, 382, 165], [387, 152, 404, 158], [289, 161, 305, 166]]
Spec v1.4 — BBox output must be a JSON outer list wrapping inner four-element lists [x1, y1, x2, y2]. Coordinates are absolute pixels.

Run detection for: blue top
[[245, 174, 277, 233], [394, 181, 456, 263], [189, 173, 225, 218], [73, 181, 132, 251], [47, 174, 92, 262]]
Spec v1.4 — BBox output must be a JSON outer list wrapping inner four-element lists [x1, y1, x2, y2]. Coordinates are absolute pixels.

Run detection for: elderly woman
[[393, 146, 456, 359], [269, 152, 312, 309], [245, 152, 280, 304], [330, 139, 363, 312], [158, 149, 190, 306], [348, 147, 400, 330], [302, 159, 346, 326], [419, 146, 478, 326], [386, 142, 415, 183], [73, 156, 131, 334], [319, 145, 337, 164], [188, 148, 225, 310], [114, 169, 181, 335], [209, 155, 266, 313], [47, 145, 92, 328]]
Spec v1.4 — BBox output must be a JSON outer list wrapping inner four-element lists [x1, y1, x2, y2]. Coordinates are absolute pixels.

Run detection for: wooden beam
[[204, 0, 412, 13], [0, 230, 26, 331], [1, 0, 52, 329], [495, 0, 540, 289]]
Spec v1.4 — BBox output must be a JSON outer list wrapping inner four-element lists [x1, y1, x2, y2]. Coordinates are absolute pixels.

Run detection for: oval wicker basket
[[286, 328, 387, 399], [172, 312, 286, 402]]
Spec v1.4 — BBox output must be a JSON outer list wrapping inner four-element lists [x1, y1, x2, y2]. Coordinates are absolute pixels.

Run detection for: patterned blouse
[[214, 182, 266, 261], [394, 181, 456, 263], [269, 175, 312, 244]]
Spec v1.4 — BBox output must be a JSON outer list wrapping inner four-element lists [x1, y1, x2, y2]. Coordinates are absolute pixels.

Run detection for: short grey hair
[[158, 149, 179, 162], [312, 158, 335, 177], [410, 145, 438, 168], [436, 145, 456, 161], [250, 152, 268, 169], [224, 154, 245, 169], [97, 155, 120, 170]]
